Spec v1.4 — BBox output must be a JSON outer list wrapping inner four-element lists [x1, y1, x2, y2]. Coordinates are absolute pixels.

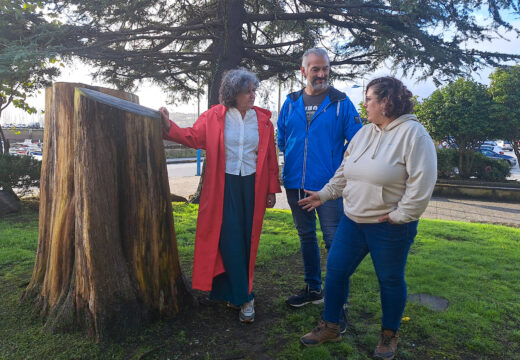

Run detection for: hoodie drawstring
[[353, 114, 417, 163], [353, 129, 378, 163], [371, 131, 384, 159]]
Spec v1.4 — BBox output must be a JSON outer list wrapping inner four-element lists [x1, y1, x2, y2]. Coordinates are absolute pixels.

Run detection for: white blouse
[[224, 107, 259, 176]]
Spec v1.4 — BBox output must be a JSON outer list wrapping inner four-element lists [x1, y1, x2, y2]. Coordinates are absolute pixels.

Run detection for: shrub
[[0, 154, 41, 197], [471, 152, 510, 181], [436, 148, 458, 178], [436, 148, 510, 181]]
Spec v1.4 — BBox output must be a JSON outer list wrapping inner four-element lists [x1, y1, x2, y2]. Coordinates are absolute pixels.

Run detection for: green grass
[[1, 202, 519, 359]]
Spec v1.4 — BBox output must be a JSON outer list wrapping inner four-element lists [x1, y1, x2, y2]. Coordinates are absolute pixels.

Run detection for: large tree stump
[[23, 83, 192, 340]]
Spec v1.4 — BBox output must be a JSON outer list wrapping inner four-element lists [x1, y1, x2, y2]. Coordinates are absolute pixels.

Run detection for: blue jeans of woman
[[286, 189, 343, 292], [322, 214, 418, 332]]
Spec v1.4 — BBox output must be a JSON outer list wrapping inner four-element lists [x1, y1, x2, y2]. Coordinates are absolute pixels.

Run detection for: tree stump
[[23, 83, 192, 340]]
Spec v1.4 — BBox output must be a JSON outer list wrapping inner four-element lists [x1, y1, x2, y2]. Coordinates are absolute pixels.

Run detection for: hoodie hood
[[353, 114, 418, 162], [287, 86, 346, 103], [384, 113, 417, 131]]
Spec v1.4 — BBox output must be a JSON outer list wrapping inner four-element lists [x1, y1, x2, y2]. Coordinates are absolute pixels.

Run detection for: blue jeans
[[286, 189, 343, 292], [322, 215, 418, 332]]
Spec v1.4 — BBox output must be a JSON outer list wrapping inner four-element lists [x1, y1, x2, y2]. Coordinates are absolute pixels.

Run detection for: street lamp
[[351, 79, 365, 96], [351, 80, 365, 114]]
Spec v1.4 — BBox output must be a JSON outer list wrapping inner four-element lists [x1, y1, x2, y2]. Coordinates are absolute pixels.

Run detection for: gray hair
[[302, 48, 330, 69], [219, 68, 260, 107]]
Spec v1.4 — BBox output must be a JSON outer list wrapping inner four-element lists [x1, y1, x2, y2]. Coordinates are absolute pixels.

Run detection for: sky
[[2, 16, 520, 125]]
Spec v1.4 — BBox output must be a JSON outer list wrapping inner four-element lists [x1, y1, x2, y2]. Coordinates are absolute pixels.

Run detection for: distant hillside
[[1, 110, 278, 129], [168, 112, 198, 127], [169, 111, 279, 127]]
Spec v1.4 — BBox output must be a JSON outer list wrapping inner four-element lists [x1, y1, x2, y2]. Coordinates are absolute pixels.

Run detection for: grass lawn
[[0, 201, 519, 360]]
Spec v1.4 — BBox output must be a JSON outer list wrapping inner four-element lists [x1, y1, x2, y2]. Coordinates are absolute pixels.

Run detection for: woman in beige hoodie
[[298, 77, 437, 360]]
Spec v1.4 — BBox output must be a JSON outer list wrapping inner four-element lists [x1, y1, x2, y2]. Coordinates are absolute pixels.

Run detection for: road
[[167, 162, 200, 178], [503, 150, 520, 181]]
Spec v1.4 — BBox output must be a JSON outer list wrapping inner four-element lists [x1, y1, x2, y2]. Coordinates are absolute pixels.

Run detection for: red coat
[[164, 104, 281, 292]]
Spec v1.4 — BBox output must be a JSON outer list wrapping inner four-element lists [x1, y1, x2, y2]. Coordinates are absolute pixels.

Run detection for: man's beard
[[310, 77, 329, 90]]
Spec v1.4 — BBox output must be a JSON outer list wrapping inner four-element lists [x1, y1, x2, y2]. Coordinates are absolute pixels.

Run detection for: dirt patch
[[146, 254, 306, 360]]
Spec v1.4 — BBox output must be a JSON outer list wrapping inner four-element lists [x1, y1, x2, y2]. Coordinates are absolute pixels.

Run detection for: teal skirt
[[209, 173, 255, 306]]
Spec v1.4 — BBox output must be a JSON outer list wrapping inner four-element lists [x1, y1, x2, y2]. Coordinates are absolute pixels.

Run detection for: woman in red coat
[[159, 68, 281, 323]]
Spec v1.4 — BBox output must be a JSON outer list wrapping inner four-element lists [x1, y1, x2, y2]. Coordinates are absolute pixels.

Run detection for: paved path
[[169, 176, 520, 227]]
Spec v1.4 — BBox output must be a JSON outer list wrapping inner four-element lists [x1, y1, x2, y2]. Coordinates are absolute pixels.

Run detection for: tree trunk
[[191, 0, 245, 203], [207, 0, 245, 106], [22, 83, 193, 340], [188, 160, 206, 205], [0, 123, 10, 155], [513, 141, 520, 165]]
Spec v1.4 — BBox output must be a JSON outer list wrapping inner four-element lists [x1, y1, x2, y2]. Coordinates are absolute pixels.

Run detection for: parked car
[[478, 149, 517, 167], [28, 122, 41, 129], [476, 144, 504, 154], [496, 140, 513, 151]]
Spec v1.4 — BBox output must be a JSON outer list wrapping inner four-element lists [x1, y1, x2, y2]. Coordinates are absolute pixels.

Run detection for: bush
[[436, 148, 458, 178], [436, 149, 510, 181], [0, 154, 41, 197], [471, 152, 510, 181]]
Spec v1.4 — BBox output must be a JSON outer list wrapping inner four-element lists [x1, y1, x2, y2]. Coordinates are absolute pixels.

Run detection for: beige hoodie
[[318, 114, 437, 224]]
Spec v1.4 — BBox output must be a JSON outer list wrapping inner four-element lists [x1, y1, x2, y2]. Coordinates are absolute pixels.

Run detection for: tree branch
[[242, 39, 303, 49]]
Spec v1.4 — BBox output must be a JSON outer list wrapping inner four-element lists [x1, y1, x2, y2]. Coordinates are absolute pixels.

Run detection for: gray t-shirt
[[302, 88, 330, 125]]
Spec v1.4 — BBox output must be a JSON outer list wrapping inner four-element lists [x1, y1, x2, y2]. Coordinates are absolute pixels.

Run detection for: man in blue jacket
[[277, 48, 362, 332]]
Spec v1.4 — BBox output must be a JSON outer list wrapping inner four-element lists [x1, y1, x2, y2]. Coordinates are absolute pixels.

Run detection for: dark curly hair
[[366, 77, 414, 118]]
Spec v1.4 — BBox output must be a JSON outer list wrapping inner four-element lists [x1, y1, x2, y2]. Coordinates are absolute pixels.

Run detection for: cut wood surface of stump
[[23, 83, 192, 340]]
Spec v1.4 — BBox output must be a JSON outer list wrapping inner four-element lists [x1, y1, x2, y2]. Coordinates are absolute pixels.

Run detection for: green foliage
[[0, 0, 64, 154], [0, 154, 41, 197], [435, 148, 510, 181], [471, 152, 511, 181], [489, 65, 520, 164], [416, 78, 496, 178], [44, 0, 520, 105], [436, 148, 458, 178]]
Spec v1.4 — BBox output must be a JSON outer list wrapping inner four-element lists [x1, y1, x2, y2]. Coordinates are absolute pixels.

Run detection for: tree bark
[[22, 83, 192, 340], [188, 160, 206, 205], [513, 141, 520, 165], [190, 0, 244, 203], [207, 0, 245, 106], [0, 123, 10, 155]]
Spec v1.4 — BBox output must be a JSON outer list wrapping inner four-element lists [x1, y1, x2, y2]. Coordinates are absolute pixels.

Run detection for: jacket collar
[[253, 106, 272, 126], [209, 104, 272, 127], [287, 86, 346, 103]]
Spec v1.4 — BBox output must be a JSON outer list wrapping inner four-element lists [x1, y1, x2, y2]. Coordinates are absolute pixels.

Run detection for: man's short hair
[[302, 48, 330, 69]]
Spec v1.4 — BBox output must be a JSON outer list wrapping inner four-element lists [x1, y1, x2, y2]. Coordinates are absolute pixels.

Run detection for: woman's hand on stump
[[159, 107, 172, 132]]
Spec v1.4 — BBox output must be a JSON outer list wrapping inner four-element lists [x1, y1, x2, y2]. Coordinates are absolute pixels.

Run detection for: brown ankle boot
[[300, 320, 341, 347], [374, 329, 399, 359]]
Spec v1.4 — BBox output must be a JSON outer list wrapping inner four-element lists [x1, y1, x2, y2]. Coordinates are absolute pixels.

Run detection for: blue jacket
[[277, 87, 362, 191]]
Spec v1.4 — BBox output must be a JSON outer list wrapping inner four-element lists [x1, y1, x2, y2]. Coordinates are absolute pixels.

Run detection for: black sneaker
[[286, 285, 324, 307], [339, 305, 348, 334]]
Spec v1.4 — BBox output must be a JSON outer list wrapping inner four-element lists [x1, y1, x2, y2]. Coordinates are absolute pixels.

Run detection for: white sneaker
[[239, 299, 255, 323]]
